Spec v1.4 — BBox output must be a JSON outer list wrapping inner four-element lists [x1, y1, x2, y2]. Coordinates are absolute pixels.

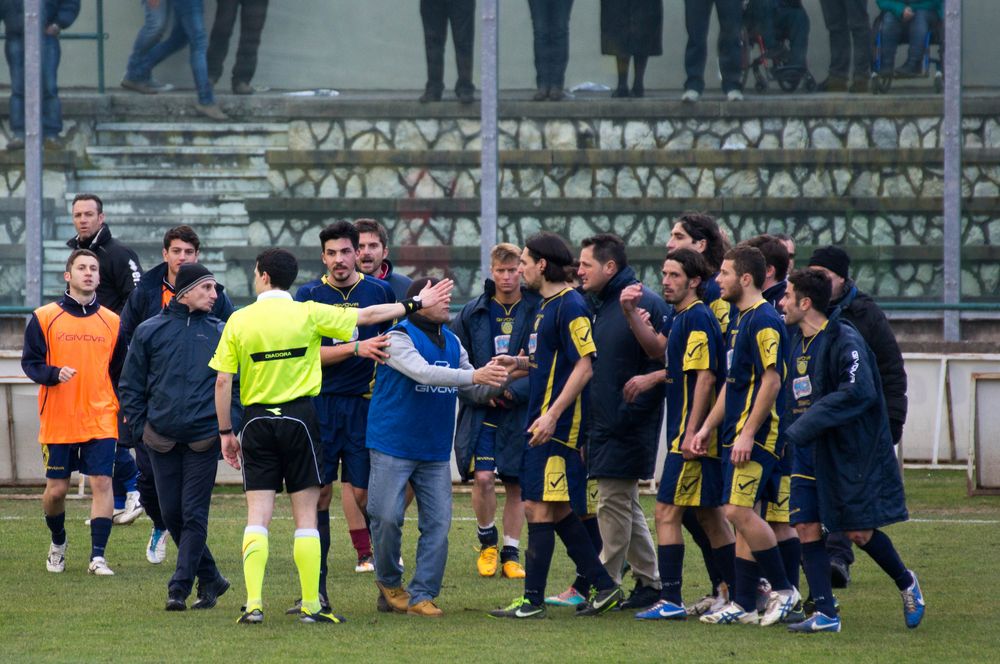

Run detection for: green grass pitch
[[1, 470, 997, 663]]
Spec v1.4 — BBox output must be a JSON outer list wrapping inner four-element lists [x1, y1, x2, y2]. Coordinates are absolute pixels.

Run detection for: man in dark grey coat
[[781, 269, 924, 632], [578, 233, 667, 610]]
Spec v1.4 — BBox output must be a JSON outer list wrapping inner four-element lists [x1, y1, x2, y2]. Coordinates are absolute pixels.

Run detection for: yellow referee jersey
[[209, 290, 358, 405]]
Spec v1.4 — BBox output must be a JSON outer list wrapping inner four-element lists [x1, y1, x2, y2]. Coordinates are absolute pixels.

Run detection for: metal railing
[[0, 0, 106, 92]]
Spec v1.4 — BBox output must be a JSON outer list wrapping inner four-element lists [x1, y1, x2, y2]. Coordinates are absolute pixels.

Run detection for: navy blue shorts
[[42, 438, 116, 479], [521, 438, 586, 512], [314, 394, 371, 489], [789, 444, 820, 525], [721, 443, 782, 509], [472, 409, 520, 484], [657, 452, 723, 507]]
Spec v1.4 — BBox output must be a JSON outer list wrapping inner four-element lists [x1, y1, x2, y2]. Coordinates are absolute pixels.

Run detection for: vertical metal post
[[24, 0, 44, 309], [96, 0, 106, 93], [479, 0, 499, 279], [942, 0, 962, 341]]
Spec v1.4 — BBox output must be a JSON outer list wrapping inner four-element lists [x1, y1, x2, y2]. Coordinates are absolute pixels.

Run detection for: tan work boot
[[376, 581, 410, 614], [407, 600, 443, 617]]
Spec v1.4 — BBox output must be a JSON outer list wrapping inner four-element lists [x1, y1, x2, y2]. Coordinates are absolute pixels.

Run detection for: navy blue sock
[[317, 509, 330, 599], [683, 509, 723, 589], [711, 542, 736, 593], [90, 517, 112, 560], [801, 540, 836, 616], [657, 544, 684, 604], [554, 513, 614, 591], [859, 530, 912, 590], [734, 557, 759, 612], [582, 515, 602, 557], [524, 522, 555, 606], [778, 537, 802, 590], [477, 523, 499, 547], [45, 512, 66, 546], [752, 545, 792, 591], [500, 545, 519, 563]]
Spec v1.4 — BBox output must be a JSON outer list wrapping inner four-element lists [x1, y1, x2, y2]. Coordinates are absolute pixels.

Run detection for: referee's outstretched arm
[[355, 279, 454, 326]]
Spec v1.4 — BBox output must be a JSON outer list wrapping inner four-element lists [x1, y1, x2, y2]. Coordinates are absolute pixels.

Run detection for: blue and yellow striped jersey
[[665, 300, 726, 457], [526, 288, 596, 450], [294, 273, 395, 397], [721, 299, 788, 456]]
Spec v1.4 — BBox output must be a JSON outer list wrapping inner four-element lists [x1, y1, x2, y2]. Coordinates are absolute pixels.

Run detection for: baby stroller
[[871, 10, 944, 94], [740, 0, 816, 93]]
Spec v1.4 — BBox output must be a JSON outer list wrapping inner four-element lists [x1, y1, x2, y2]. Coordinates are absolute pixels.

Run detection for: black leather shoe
[[830, 559, 851, 588], [419, 90, 442, 103], [457, 89, 475, 105], [817, 76, 848, 92], [192, 575, 230, 610], [166, 594, 186, 611], [533, 86, 550, 101]]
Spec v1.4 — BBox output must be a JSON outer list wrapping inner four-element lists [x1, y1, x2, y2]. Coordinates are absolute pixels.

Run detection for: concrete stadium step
[[74, 169, 272, 195], [84, 145, 270, 170], [94, 122, 289, 148]]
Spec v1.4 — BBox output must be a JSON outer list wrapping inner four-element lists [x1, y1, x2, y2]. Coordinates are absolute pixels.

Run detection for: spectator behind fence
[[125, 0, 228, 121], [2, 0, 80, 150], [818, 0, 871, 92], [419, 0, 476, 104], [876, 0, 941, 78], [601, 0, 662, 99], [681, 0, 743, 103], [207, 0, 270, 95], [528, 0, 574, 102], [121, 0, 174, 94]]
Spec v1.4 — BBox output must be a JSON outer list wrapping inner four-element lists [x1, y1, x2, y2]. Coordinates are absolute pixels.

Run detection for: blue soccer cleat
[[787, 612, 842, 633], [635, 599, 687, 620], [901, 570, 925, 629]]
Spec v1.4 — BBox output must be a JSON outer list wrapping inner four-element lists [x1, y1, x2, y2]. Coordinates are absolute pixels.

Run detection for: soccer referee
[[210, 248, 452, 625]]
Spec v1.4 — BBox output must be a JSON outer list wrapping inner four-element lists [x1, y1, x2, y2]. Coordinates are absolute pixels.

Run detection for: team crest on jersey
[[501, 320, 513, 335], [797, 355, 809, 375]]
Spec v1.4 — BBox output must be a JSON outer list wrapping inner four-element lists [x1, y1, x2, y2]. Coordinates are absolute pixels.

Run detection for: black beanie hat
[[808, 245, 850, 280], [174, 263, 215, 300]]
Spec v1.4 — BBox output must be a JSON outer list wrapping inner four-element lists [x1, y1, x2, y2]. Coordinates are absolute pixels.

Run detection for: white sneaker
[[686, 582, 729, 616], [46, 542, 66, 573], [760, 587, 801, 626], [354, 554, 375, 573], [681, 89, 700, 103], [726, 89, 745, 102], [113, 491, 144, 526], [756, 577, 772, 613], [147, 527, 168, 564], [88, 556, 114, 576], [700, 601, 760, 625]]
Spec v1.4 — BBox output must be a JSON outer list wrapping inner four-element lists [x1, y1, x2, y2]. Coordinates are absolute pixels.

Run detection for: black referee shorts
[[240, 397, 323, 494]]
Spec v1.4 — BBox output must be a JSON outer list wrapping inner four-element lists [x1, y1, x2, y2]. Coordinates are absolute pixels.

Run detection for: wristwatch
[[411, 295, 423, 310]]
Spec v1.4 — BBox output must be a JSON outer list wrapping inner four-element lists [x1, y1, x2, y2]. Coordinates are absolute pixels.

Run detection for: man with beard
[[355, 219, 413, 300]]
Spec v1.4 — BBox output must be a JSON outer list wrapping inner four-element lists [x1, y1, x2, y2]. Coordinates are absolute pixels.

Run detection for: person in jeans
[[119, 264, 238, 612], [128, 0, 227, 120], [121, 0, 174, 94], [368, 278, 507, 618], [681, 0, 743, 102], [206, 0, 270, 95], [817, 0, 871, 92], [2, 0, 80, 150], [419, 0, 476, 104], [876, 0, 942, 77], [527, 0, 574, 101]]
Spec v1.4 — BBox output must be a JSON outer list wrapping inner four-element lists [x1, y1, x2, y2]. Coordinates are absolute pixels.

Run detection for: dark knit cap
[[174, 263, 215, 299], [808, 245, 850, 280]]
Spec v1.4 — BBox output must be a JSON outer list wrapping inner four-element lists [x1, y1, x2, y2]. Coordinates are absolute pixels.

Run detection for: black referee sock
[[317, 510, 330, 599], [683, 508, 723, 589], [524, 522, 555, 607], [45, 512, 66, 546], [778, 537, 802, 590], [554, 513, 614, 592]]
